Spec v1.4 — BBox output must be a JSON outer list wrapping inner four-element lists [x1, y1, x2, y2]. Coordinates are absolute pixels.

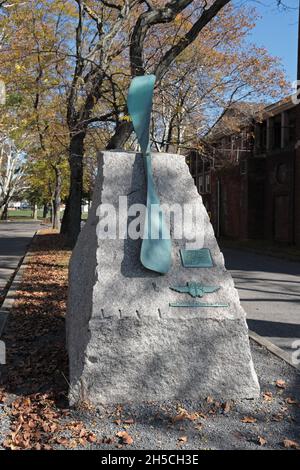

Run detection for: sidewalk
[[220, 239, 300, 263], [222, 247, 300, 367], [0, 221, 40, 333], [0, 221, 40, 293]]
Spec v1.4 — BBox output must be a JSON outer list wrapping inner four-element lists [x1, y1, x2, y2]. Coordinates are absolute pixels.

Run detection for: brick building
[[187, 95, 300, 246]]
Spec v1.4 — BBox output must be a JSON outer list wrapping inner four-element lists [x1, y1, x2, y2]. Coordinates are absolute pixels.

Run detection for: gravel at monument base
[[52, 340, 299, 451]]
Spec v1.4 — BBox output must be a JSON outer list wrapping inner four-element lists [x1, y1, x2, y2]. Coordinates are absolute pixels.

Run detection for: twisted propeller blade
[[127, 75, 172, 274], [127, 75, 155, 154]]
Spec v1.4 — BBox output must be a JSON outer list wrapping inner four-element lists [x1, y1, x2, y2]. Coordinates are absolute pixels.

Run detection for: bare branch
[[67, 0, 84, 127], [155, 0, 231, 81], [130, 0, 195, 76], [100, 0, 122, 11]]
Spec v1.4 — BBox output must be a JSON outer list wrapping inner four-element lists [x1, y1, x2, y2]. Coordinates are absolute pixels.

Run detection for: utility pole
[[298, 0, 300, 83], [295, 0, 300, 246]]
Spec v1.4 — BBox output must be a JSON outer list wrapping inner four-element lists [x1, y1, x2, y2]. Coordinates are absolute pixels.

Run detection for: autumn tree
[[0, 135, 26, 218], [0, 0, 71, 227], [151, 5, 289, 153], [0, 0, 291, 246], [50, 0, 231, 246]]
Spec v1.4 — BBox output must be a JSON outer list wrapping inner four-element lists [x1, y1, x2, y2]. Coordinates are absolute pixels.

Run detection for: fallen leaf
[[43, 444, 52, 450], [222, 402, 231, 414], [3, 439, 18, 450], [178, 436, 188, 443], [263, 391, 273, 401], [55, 436, 69, 447], [79, 428, 87, 438], [206, 396, 214, 404], [123, 418, 135, 425], [272, 413, 284, 422], [0, 390, 7, 403], [172, 412, 186, 423], [172, 409, 198, 423], [257, 436, 267, 446], [102, 436, 115, 444], [115, 405, 123, 416], [189, 413, 199, 421], [241, 416, 257, 424], [79, 437, 87, 446], [68, 439, 78, 449], [276, 379, 286, 389], [116, 431, 133, 445], [285, 397, 298, 405], [87, 433, 97, 443], [283, 439, 300, 450]]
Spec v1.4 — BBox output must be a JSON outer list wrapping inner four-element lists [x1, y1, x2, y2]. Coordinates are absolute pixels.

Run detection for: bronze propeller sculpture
[[127, 75, 172, 274]]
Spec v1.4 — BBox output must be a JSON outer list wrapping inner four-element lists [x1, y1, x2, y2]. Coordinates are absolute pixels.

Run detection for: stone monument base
[[67, 151, 260, 405]]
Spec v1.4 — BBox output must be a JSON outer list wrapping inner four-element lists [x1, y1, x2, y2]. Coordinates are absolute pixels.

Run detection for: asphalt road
[[223, 248, 300, 361], [0, 221, 40, 297]]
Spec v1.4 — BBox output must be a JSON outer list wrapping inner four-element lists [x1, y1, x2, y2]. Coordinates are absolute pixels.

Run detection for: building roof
[[263, 95, 297, 117]]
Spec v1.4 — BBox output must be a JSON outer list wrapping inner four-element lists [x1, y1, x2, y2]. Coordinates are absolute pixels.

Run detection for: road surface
[[0, 221, 40, 297], [223, 248, 300, 362]]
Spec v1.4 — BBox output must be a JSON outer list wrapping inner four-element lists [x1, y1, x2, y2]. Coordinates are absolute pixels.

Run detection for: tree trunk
[[60, 132, 85, 247], [60, 199, 69, 234], [0, 192, 11, 217], [0, 204, 8, 220], [43, 203, 48, 219], [52, 166, 62, 230], [61, 121, 131, 247], [32, 203, 38, 220], [106, 121, 133, 150], [50, 201, 54, 226]]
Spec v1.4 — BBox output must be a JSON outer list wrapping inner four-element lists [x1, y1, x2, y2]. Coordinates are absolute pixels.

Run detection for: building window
[[276, 163, 288, 184], [255, 122, 267, 155], [287, 108, 296, 146], [288, 124, 296, 145], [205, 174, 211, 193], [273, 123, 282, 149], [240, 160, 247, 175], [198, 175, 203, 193]]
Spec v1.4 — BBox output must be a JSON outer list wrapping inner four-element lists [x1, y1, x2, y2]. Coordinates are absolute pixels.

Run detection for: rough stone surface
[[67, 151, 260, 405]]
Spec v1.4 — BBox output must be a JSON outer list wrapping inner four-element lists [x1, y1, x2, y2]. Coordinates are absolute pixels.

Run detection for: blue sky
[[246, 0, 298, 83]]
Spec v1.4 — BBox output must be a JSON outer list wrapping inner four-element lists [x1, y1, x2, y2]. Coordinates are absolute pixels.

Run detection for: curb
[[249, 329, 300, 372], [0, 233, 37, 338]]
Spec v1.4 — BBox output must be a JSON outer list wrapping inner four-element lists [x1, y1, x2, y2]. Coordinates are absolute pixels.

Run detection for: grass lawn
[[7, 209, 89, 222], [7, 209, 44, 220]]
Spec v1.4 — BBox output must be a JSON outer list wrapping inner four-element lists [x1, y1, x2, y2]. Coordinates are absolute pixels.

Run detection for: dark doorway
[[274, 195, 289, 242]]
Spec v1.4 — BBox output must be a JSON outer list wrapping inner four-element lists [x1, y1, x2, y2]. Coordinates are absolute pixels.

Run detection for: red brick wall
[[295, 103, 300, 247], [264, 150, 295, 244], [210, 167, 248, 240], [247, 159, 266, 239]]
